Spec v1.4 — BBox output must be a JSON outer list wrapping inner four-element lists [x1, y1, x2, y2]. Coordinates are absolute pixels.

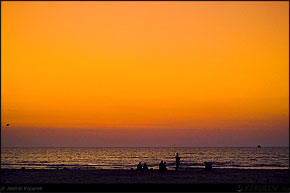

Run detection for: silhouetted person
[[137, 162, 142, 171], [159, 160, 164, 171], [164, 162, 167, 171], [175, 153, 180, 171], [143, 163, 149, 171], [204, 162, 212, 171]]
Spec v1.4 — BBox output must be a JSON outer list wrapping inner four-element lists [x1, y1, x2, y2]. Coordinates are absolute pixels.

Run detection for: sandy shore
[[1, 168, 289, 184]]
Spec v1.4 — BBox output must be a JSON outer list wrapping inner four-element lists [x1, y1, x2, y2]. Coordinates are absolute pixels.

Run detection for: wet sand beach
[[1, 168, 289, 184]]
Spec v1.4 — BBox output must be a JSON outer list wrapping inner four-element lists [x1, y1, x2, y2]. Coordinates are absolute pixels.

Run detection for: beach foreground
[[1, 168, 289, 184]]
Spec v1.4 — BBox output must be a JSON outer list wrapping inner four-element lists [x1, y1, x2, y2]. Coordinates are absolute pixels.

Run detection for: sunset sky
[[1, 1, 289, 147]]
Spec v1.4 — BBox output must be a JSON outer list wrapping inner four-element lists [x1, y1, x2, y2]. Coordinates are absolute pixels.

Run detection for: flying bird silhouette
[[6, 124, 10, 126]]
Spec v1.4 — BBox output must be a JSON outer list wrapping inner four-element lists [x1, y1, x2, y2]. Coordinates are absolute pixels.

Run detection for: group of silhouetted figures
[[133, 153, 181, 171], [132, 153, 213, 171], [135, 160, 168, 171], [158, 160, 167, 171], [136, 162, 152, 171]]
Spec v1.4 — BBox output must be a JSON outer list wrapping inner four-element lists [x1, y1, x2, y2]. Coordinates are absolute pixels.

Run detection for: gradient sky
[[1, 1, 289, 147]]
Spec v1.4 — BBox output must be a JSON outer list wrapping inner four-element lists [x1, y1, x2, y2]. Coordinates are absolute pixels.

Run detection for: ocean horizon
[[2, 147, 289, 170]]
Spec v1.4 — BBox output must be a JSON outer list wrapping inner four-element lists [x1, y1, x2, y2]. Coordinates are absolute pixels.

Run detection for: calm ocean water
[[1, 147, 289, 170]]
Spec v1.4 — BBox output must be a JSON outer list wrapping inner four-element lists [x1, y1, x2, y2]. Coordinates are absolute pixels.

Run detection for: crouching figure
[[204, 162, 212, 171]]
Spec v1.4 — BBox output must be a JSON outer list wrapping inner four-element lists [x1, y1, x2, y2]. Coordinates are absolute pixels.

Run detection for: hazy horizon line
[[1, 146, 289, 148]]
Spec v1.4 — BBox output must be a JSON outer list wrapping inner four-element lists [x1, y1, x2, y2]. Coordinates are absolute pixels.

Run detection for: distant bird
[[6, 124, 10, 126], [257, 145, 261, 148]]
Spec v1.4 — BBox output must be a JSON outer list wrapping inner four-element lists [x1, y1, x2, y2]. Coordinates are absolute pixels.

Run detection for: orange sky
[[1, 1, 289, 147]]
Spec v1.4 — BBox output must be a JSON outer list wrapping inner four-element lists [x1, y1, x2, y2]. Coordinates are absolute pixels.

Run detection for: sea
[[1, 147, 289, 170]]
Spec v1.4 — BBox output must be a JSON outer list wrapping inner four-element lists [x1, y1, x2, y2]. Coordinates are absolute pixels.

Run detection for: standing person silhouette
[[175, 153, 180, 171]]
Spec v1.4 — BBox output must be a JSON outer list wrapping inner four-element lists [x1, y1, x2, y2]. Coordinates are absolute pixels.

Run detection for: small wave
[[2, 163, 47, 166], [190, 163, 204, 166], [249, 164, 288, 167]]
